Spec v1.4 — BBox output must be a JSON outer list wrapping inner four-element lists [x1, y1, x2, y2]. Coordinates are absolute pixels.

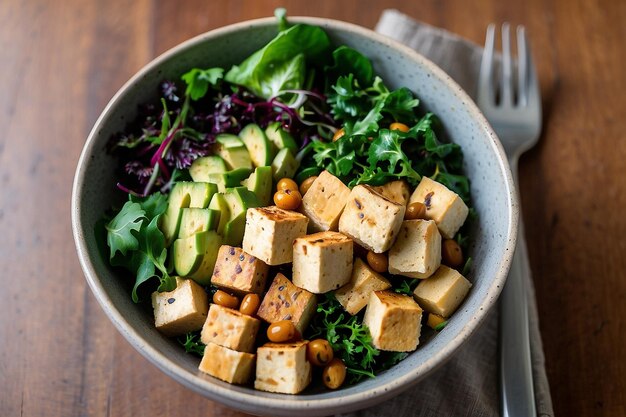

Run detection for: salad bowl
[[71, 15, 518, 416]]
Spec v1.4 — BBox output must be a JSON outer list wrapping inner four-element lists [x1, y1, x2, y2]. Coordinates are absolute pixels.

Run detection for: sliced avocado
[[240, 123, 274, 167], [242, 166, 273, 206], [178, 208, 220, 239], [223, 187, 260, 217], [160, 182, 192, 246], [208, 193, 230, 235], [222, 212, 247, 246], [172, 232, 208, 277], [188, 182, 218, 208], [187, 230, 222, 285], [189, 156, 227, 182], [207, 167, 253, 192], [213, 134, 252, 170], [265, 122, 298, 153], [271, 148, 300, 181]]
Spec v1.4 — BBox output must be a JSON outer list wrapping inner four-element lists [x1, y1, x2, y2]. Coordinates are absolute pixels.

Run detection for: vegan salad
[[102, 10, 474, 393]]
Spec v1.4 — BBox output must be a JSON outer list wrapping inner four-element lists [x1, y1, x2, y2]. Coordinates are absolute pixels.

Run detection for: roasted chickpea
[[442, 239, 463, 269], [366, 251, 388, 273], [273, 189, 302, 210], [389, 122, 410, 132], [276, 177, 299, 192], [322, 358, 347, 389], [267, 320, 296, 343], [306, 339, 334, 367], [213, 290, 239, 309], [332, 127, 345, 141], [405, 201, 427, 220], [299, 175, 318, 195], [239, 293, 261, 316]]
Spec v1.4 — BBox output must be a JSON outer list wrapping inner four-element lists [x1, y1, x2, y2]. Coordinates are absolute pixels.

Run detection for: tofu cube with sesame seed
[[413, 265, 472, 318], [210, 245, 269, 295], [408, 176, 469, 239], [371, 179, 411, 206], [335, 257, 392, 315], [151, 277, 209, 337], [255, 341, 311, 394], [256, 273, 317, 333], [200, 303, 260, 353], [363, 290, 423, 352], [301, 170, 352, 232], [198, 342, 256, 384], [338, 185, 406, 253], [242, 206, 309, 265], [388, 219, 442, 279], [292, 231, 353, 294]]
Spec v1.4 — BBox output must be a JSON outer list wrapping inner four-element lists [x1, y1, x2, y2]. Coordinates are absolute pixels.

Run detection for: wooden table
[[1, 1, 624, 416]]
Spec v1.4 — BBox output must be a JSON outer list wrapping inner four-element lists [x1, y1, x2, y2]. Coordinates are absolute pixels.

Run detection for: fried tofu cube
[[363, 290, 423, 352], [371, 180, 411, 206], [388, 220, 442, 279], [242, 206, 308, 265], [338, 185, 406, 253], [292, 231, 353, 294], [408, 177, 469, 239], [198, 342, 255, 384], [413, 265, 472, 318], [256, 273, 317, 333], [151, 277, 209, 337], [211, 245, 269, 295], [301, 170, 351, 232], [200, 304, 260, 352], [335, 258, 392, 315], [255, 341, 311, 394]]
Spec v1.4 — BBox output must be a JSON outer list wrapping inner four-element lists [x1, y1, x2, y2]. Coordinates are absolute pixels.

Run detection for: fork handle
[[499, 169, 537, 417]]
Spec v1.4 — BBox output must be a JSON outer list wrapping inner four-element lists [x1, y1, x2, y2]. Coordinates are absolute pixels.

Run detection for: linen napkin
[[337, 10, 554, 417]]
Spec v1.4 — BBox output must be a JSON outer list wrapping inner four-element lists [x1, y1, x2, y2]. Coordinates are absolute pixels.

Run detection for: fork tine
[[517, 26, 528, 106], [479, 24, 496, 102], [501, 23, 513, 106]]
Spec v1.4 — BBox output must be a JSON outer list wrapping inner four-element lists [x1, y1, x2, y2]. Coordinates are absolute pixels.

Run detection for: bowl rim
[[72, 15, 518, 416]]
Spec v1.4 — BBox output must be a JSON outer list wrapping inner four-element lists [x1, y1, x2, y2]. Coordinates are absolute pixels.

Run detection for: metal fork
[[477, 23, 542, 417]]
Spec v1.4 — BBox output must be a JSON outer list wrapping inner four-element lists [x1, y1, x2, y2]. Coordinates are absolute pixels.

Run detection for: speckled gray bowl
[[72, 16, 517, 417]]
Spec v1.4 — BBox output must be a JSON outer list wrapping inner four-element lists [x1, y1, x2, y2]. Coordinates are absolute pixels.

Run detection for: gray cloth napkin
[[337, 10, 554, 417]]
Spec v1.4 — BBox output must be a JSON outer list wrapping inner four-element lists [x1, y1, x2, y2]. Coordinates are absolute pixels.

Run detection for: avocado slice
[[172, 232, 208, 277], [213, 134, 252, 170], [222, 212, 247, 246], [178, 208, 220, 239], [208, 193, 230, 235], [188, 182, 218, 208], [240, 123, 274, 167], [187, 230, 222, 285], [242, 166, 273, 206], [265, 122, 298, 153], [189, 156, 227, 182], [207, 167, 253, 192], [271, 148, 300, 181], [224, 187, 260, 215]]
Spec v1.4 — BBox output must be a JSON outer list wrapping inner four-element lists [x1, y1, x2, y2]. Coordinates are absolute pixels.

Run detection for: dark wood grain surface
[[1, 1, 624, 416]]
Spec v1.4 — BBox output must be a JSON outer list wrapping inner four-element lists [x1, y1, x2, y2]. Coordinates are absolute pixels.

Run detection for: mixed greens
[[103, 10, 472, 386]]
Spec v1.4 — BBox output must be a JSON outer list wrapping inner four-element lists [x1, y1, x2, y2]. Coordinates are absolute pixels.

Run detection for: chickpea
[[277, 177, 299, 192], [405, 202, 427, 220], [299, 175, 318, 195], [442, 239, 463, 269], [273, 189, 302, 210], [239, 293, 261, 316], [389, 122, 410, 132], [213, 290, 239, 309], [306, 339, 334, 367], [267, 320, 296, 343], [322, 358, 347, 389], [332, 127, 345, 141], [366, 251, 388, 273]]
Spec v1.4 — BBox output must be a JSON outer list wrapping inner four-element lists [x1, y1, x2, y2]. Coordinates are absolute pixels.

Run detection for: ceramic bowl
[[72, 16, 517, 417]]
